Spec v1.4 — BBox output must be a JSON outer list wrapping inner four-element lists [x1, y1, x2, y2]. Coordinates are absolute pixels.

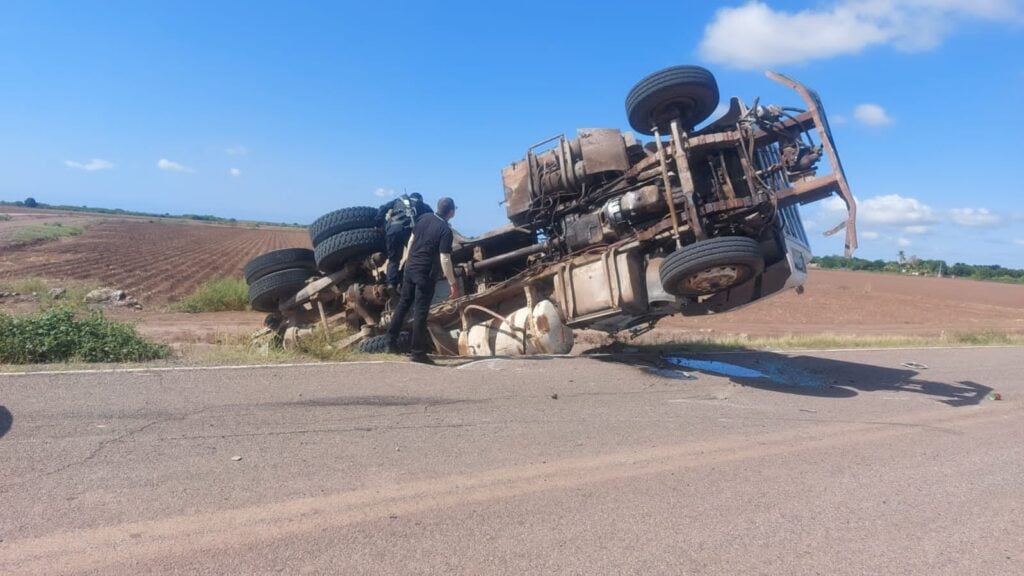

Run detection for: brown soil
[[652, 269, 1024, 339], [0, 213, 309, 304], [2, 212, 1022, 345]]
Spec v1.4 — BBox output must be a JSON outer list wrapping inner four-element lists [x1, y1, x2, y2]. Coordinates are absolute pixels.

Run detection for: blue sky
[[2, 1, 1023, 267]]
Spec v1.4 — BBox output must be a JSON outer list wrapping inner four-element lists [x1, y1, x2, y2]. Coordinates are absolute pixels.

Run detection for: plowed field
[[0, 218, 309, 303]]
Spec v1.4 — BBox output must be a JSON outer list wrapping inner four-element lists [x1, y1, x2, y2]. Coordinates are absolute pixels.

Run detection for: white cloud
[[64, 158, 114, 171], [229, 168, 242, 177], [699, 0, 1021, 69], [859, 194, 938, 226], [157, 158, 194, 173], [814, 195, 1011, 245], [1014, 239, 1024, 246], [854, 104, 892, 126], [950, 207, 1001, 227], [373, 187, 395, 198], [816, 194, 851, 220], [225, 145, 248, 156], [897, 237, 912, 248]]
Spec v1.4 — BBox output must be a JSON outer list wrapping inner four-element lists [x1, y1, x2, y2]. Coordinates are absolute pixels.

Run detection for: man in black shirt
[[374, 192, 433, 291], [387, 196, 459, 363]]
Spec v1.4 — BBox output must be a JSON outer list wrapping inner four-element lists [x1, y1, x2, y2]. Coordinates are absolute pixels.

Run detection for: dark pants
[[387, 272, 436, 356], [385, 226, 411, 288]]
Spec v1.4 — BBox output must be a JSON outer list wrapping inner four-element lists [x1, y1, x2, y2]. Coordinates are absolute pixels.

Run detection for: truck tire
[[309, 207, 378, 247], [243, 248, 316, 284], [659, 237, 764, 297], [314, 227, 385, 273], [356, 333, 410, 354], [626, 65, 719, 135], [248, 268, 315, 312]]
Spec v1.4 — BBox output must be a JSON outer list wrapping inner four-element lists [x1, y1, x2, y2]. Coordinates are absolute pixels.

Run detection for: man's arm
[[399, 233, 414, 270], [439, 227, 459, 299]]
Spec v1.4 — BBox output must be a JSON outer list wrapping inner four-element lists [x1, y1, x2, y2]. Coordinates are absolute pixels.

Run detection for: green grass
[[1, 277, 49, 295], [0, 277, 99, 311], [176, 277, 249, 312], [0, 307, 170, 364], [0, 214, 11, 222], [14, 222, 84, 242]]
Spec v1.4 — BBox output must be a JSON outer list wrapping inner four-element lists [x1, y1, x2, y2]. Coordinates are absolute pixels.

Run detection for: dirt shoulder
[[651, 269, 1024, 339]]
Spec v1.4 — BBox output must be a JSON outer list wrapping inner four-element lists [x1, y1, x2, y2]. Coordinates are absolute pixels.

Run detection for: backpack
[[388, 195, 416, 230]]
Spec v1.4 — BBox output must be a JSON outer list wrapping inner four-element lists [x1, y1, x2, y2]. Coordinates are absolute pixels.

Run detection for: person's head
[[436, 197, 456, 220], [408, 192, 423, 205]]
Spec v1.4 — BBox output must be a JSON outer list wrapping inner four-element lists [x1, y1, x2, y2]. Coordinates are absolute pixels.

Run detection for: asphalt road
[[1, 347, 1021, 575]]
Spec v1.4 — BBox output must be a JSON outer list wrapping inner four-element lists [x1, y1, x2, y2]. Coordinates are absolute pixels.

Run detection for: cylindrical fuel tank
[[459, 299, 574, 356]]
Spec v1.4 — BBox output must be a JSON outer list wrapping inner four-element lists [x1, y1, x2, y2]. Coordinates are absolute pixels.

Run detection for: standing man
[[375, 192, 433, 293], [387, 197, 459, 364]]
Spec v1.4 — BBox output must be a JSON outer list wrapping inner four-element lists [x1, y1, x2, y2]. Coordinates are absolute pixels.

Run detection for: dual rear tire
[[313, 227, 385, 273], [244, 249, 317, 312], [244, 206, 387, 312]]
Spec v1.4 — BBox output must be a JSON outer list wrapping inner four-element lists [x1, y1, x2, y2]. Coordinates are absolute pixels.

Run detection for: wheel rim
[[683, 265, 746, 293]]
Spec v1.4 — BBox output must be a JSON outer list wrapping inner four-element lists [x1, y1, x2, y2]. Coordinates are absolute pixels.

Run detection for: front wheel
[[659, 237, 764, 297], [626, 65, 720, 135]]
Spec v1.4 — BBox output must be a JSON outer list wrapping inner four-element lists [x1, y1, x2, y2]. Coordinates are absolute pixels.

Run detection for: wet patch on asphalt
[[661, 355, 826, 389]]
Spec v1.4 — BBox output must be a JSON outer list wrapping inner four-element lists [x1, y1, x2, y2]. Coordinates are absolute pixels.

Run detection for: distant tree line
[[813, 254, 1024, 284], [2, 198, 305, 228]]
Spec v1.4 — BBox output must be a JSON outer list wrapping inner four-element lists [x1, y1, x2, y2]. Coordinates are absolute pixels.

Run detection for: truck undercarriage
[[244, 65, 857, 356]]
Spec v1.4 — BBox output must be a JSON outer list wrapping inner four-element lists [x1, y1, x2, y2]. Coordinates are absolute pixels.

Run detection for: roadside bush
[[0, 307, 169, 364], [176, 277, 249, 312]]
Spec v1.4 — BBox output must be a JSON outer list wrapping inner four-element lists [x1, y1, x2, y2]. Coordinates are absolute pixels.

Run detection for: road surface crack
[[0, 407, 211, 492]]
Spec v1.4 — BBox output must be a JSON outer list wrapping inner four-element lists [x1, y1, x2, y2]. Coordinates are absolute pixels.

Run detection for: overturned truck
[[244, 65, 857, 356]]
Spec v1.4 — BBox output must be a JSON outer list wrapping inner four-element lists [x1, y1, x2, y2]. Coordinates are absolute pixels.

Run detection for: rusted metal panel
[[577, 128, 629, 174], [502, 160, 533, 225], [567, 257, 613, 317]]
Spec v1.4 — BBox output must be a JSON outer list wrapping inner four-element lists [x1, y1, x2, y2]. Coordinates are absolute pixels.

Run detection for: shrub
[[177, 277, 249, 312], [0, 307, 170, 364]]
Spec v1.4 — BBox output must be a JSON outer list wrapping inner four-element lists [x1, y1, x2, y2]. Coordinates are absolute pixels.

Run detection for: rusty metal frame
[[766, 71, 858, 256], [651, 127, 684, 247], [669, 119, 706, 241]]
